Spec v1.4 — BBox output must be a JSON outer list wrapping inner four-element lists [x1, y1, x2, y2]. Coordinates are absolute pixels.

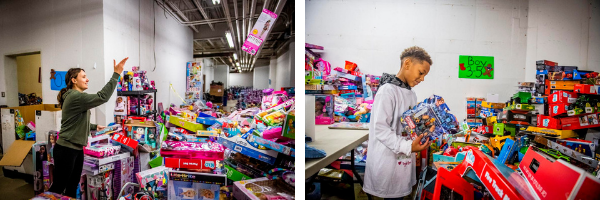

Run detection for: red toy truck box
[[519, 146, 600, 200]]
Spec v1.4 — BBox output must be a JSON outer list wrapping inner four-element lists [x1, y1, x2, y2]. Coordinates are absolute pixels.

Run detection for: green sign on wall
[[459, 55, 494, 79]]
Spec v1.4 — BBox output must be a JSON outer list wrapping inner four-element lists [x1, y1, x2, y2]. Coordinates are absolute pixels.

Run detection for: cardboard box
[[549, 103, 570, 117], [111, 133, 138, 152], [519, 146, 600, 200], [233, 178, 294, 200], [536, 60, 558, 68], [537, 115, 561, 129], [209, 85, 224, 96], [560, 113, 600, 130], [549, 91, 577, 104], [546, 80, 579, 90], [217, 136, 278, 165], [574, 84, 597, 94]]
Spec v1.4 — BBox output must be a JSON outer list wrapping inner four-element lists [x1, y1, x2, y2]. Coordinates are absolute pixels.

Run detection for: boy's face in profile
[[402, 58, 431, 87]]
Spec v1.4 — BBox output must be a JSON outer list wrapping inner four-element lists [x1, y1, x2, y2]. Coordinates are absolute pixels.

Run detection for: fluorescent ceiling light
[[225, 32, 234, 48], [213, 0, 220, 5], [236, 62, 240, 67], [233, 53, 238, 60]]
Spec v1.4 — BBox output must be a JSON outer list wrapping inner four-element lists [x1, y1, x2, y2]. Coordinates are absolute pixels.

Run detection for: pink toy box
[[83, 144, 121, 158], [160, 141, 225, 160], [314, 95, 334, 125]]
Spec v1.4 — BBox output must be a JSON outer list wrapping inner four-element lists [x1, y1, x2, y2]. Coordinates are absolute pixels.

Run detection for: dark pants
[[48, 144, 84, 197]]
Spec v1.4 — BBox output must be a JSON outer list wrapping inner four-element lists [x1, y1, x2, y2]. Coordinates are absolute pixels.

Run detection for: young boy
[[363, 46, 433, 199]]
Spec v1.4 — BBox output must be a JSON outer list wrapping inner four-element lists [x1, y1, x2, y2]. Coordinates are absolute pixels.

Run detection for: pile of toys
[[416, 60, 600, 200], [118, 66, 156, 91], [305, 43, 381, 124], [401, 95, 460, 143]]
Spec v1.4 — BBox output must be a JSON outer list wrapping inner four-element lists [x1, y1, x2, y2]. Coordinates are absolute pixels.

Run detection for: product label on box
[[242, 9, 278, 55]]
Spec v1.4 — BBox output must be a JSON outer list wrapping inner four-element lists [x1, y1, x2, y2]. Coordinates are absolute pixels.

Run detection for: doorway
[[3, 51, 42, 107]]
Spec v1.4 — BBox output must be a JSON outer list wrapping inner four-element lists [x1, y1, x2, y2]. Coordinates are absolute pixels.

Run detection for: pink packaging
[[83, 144, 121, 158], [262, 126, 283, 139], [160, 141, 224, 160]]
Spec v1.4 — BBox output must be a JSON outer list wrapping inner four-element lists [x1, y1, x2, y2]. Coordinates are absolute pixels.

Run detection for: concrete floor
[[0, 156, 35, 200]]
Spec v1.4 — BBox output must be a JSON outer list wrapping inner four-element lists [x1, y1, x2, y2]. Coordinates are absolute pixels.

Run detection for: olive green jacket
[[57, 72, 120, 150]]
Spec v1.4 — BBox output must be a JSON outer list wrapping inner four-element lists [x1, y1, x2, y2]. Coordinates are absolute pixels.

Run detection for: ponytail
[[57, 68, 85, 108]]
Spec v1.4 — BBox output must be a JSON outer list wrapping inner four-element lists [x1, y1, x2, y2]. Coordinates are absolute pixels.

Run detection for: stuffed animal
[[354, 103, 372, 116]]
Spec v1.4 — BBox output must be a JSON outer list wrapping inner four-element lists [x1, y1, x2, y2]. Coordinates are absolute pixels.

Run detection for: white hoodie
[[363, 83, 418, 198]]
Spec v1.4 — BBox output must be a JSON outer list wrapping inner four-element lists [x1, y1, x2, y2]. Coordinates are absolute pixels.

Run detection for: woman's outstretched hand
[[114, 57, 129, 74]]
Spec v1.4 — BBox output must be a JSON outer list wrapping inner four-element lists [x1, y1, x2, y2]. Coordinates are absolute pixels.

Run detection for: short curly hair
[[400, 46, 432, 66]]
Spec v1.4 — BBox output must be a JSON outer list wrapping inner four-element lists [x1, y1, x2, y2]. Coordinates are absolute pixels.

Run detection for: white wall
[[275, 40, 295, 90], [229, 72, 254, 87], [0, 0, 105, 107], [269, 57, 278, 88], [213, 65, 229, 88], [102, 0, 192, 123], [253, 60, 271, 89], [199, 58, 215, 93], [524, 0, 600, 81], [307, 0, 530, 120]]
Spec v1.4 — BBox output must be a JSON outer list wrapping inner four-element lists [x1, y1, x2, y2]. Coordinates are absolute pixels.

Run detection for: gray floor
[[0, 155, 35, 200]]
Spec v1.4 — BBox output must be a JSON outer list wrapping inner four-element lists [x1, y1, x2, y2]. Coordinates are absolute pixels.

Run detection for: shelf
[[117, 89, 157, 96]]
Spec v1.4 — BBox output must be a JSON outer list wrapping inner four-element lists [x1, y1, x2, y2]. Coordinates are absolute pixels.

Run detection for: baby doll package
[[400, 95, 459, 143]]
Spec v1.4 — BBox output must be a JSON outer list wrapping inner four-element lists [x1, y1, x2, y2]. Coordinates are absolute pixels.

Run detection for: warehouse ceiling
[[155, 0, 294, 73]]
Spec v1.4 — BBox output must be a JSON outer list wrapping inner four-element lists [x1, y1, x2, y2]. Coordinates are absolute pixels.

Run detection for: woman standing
[[49, 57, 128, 197]]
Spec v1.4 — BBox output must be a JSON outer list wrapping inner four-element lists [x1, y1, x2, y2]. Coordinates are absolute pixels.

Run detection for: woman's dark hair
[[57, 68, 85, 108]]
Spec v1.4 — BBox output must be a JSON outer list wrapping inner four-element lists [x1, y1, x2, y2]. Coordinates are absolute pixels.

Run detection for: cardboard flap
[[0, 140, 35, 166], [125, 119, 155, 128]]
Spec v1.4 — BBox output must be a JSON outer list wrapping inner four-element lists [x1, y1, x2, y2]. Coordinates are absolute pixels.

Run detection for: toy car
[[538, 148, 570, 162]]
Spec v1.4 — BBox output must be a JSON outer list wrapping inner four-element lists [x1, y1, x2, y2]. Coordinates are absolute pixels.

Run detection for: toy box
[[467, 108, 476, 118], [557, 138, 596, 157], [233, 178, 294, 200], [196, 113, 218, 126], [574, 84, 597, 94], [466, 97, 476, 108], [168, 170, 226, 200], [549, 91, 577, 104], [160, 141, 224, 160], [125, 120, 158, 149], [224, 165, 252, 182], [84, 144, 121, 158], [431, 168, 474, 200], [481, 101, 506, 109], [559, 113, 600, 130], [400, 95, 459, 143], [537, 115, 561, 129], [549, 103, 570, 117], [196, 130, 218, 137], [282, 110, 295, 139], [546, 80, 579, 90], [526, 126, 578, 139], [246, 134, 295, 157], [536, 60, 558, 70], [314, 95, 334, 124], [217, 136, 278, 165], [84, 152, 131, 166], [519, 146, 600, 199], [135, 166, 168, 188], [493, 123, 506, 136], [164, 158, 219, 170], [169, 115, 207, 132], [506, 103, 536, 111], [87, 171, 113, 200], [111, 133, 139, 152]]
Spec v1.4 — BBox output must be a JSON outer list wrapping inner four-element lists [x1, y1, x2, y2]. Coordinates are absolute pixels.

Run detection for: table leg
[[351, 150, 372, 200]]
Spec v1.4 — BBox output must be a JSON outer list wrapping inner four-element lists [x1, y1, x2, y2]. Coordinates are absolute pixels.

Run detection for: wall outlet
[[1, 92, 4, 97]]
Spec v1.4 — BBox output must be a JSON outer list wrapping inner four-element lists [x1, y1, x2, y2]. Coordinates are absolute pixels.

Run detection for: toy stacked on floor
[[234, 88, 265, 109], [418, 60, 600, 200], [185, 61, 203, 104], [465, 97, 486, 128], [160, 89, 295, 199], [118, 66, 156, 92]]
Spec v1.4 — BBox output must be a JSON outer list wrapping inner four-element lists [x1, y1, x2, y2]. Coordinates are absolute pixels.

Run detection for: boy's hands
[[411, 133, 432, 152]]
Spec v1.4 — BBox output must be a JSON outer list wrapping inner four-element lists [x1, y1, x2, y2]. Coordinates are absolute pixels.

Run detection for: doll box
[[217, 136, 278, 165], [83, 144, 121, 158], [233, 178, 294, 200]]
